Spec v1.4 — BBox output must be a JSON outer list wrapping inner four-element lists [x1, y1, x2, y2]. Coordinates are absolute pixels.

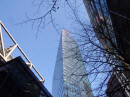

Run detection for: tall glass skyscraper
[[52, 30, 93, 97]]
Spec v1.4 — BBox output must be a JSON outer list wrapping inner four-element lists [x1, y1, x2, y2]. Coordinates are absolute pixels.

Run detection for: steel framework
[[0, 20, 44, 83]]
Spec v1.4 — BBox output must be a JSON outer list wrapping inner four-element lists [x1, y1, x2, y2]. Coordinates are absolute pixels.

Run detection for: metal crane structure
[[0, 20, 44, 83]]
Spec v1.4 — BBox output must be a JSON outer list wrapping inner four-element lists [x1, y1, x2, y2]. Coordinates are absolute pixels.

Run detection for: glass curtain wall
[[83, 0, 117, 49], [52, 31, 93, 97]]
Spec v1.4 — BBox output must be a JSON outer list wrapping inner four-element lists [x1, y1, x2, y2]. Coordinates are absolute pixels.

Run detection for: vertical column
[[0, 22, 5, 57]]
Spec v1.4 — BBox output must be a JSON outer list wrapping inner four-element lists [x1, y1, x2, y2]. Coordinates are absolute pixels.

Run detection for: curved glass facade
[[52, 31, 93, 97]]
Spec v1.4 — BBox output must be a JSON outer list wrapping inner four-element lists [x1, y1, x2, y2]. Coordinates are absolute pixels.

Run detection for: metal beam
[[0, 21, 45, 83]]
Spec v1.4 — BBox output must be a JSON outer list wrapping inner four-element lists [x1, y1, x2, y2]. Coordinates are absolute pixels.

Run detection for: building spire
[[62, 29, 70, 34]]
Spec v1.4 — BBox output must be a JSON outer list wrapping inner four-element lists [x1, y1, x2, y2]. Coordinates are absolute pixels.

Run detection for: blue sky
[[0, 0, 89, 93]]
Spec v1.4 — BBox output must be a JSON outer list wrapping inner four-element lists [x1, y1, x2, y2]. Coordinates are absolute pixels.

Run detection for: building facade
[[0, 57, 52, 97], [106, 73, 128, 97], [52, 30, 93, 97], [83, 0, 117, 50], [83, 0, 130, 97], [83, 0, 130, 63]]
